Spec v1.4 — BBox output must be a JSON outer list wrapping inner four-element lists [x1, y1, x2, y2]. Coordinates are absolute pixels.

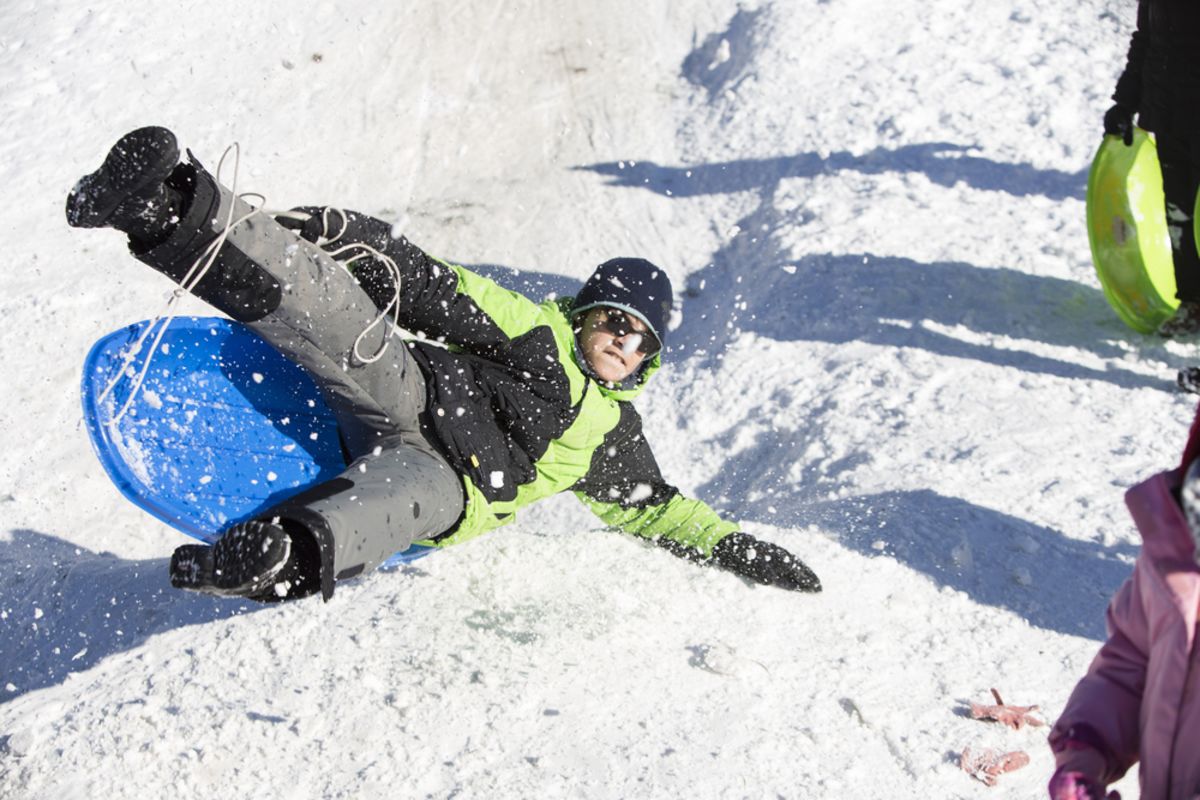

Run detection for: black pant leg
[[1157, 131, 1200, 301]]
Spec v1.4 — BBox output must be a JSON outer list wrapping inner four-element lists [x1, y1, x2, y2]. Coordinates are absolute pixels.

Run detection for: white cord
[[279, 205, 406, 364], [324, 239, 405, 364], [97, 145, 404, 426]]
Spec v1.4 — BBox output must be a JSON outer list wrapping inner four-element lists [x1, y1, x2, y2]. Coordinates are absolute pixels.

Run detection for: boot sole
[[170, 525, 292, 599], [66, 126, 179, 228]]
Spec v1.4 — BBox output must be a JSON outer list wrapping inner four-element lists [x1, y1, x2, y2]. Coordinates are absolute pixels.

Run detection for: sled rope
[[309, 208, 406, 366], [97, 142, 256, 426], [97, 144, 405, 426]]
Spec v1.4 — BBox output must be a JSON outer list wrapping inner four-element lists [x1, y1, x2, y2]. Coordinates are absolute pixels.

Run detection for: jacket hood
[[1125, 401, 1200, 567], [1126, 469, 1199, 567]]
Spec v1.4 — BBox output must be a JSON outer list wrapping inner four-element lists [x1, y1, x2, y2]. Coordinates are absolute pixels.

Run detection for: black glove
[[275, 206, 396, 260], [1102, 104, 1135, 146], [710, 532, 821, 592]]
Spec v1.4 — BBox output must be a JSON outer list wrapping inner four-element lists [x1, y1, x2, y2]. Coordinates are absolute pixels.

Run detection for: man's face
[[578, 306, 657, 383]]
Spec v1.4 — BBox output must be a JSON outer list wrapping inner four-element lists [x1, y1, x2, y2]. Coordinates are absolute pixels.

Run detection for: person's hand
[[275, 206, 394, 259], [1102, 104, 1134, 146], [710, 532, 821, 592], [1048, 767, 1119, 800]]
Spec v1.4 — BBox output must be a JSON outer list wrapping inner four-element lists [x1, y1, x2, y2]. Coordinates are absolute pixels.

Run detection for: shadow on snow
[[577, 143, 1087, 202], [684, 247, 1175, 392], [801, 488, 1135, 640], [0, 528, 265, 704], [703, 460, 1134, 640]]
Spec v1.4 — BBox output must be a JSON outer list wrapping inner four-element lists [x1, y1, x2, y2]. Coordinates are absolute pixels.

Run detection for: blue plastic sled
[[81, 316, 433, 567]]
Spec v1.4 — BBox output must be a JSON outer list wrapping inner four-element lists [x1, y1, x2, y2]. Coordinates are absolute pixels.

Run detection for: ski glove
[[710, 532, 821, 593], [275, 205, 397, 261], [1102, 104, 1134, 147], [1048, 767, 1119, 800]]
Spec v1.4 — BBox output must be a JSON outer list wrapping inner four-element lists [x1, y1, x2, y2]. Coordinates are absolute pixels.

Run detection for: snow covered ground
[[0, 0, 1193, 797]]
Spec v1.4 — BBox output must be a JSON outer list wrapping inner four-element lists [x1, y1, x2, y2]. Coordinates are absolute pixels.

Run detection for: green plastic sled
[[1086, 128, 1178, 334]]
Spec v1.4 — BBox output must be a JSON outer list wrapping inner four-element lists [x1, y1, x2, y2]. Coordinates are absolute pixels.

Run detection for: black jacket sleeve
[[572, 403, 738, 557], [351, 231, 519, 352], [279, 206, 539, 353]]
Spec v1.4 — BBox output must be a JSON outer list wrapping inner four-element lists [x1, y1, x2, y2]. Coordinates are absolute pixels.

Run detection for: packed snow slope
[[0, 0, 1194, 797]]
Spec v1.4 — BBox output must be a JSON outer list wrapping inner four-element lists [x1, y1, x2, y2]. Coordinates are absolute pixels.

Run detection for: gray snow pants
[[136, 158, 464, 599]]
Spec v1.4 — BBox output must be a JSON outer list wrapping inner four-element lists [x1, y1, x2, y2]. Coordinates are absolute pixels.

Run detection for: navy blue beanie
[[573, 257, 674, 348]]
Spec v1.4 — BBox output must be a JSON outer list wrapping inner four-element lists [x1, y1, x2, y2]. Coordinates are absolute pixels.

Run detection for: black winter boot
[[170, 518, 320, 601], [66, 126, 183, 246], [1179, 367, 1200, 395]]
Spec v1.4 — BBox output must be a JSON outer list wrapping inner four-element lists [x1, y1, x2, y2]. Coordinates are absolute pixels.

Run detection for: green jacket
[[363, 239, 738, 557]]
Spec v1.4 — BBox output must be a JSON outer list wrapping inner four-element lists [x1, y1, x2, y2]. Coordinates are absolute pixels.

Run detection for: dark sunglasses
[[595, 308, 661, 356]]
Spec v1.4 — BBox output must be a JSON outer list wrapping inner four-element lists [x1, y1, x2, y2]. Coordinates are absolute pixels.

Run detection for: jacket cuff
[[1049, 724, 1116, 784]]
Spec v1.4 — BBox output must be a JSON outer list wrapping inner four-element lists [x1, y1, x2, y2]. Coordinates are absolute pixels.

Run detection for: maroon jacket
[[1049, 405, 1200, 798]]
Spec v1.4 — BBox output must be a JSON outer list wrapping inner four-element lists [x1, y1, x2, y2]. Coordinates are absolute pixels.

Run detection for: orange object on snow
[[961, 746, 1031, 786], [970, 688, 1046, 730]]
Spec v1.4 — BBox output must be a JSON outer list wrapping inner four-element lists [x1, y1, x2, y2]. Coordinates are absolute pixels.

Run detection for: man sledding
[[67, 126, 821, 602]]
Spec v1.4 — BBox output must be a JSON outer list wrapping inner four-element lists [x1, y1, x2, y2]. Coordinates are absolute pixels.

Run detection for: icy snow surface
[[0, 1, 1192, 797]]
